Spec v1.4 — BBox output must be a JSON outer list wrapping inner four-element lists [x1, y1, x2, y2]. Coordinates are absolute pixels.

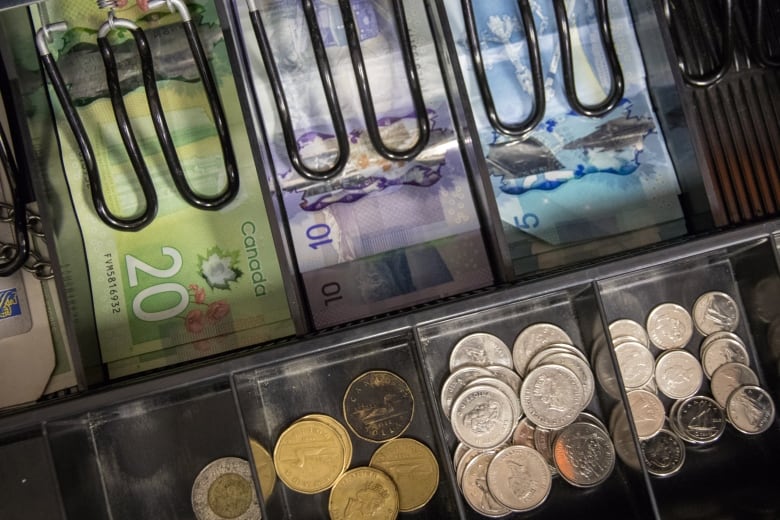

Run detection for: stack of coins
[[270, 370, 438, 519], [599, 290, 776, 477], [442, 326, 615, 516]]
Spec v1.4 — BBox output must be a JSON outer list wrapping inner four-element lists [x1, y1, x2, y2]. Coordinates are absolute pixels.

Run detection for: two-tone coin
[[450, 333, 513, 371], [192, 457, 260, 520], [692, 291, 739, 335], [640, 429, 685, 477], [646, 303, 693, 350], [343, 371, 414, 443], [328, 467, 399, 520], [370, 438, 439, 512]]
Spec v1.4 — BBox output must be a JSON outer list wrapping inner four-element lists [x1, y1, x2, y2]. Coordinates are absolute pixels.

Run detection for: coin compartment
[[43, 378, 249, 520], [597, 237, 780, 518], [232, 330, 458, 519], [416, 284, 656, 519]]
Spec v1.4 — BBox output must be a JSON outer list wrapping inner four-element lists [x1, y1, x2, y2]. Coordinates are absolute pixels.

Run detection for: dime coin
[[451, 384, 516, 449], [296, 414, 353, 473], [726, 385, 776, 435], [692, 291, 739, 335], [646, 303, 693, 350], [610, 405, 641, 470], [328, 467, 399, 520], [485, 365, 523, 396], [274, 420, 345, 494], [440, 366, 493, 419], [711, 362, 760, 408], [640, 429, 685, 477], [609, 319, 650, 348], [654, 349, 703, 400], [511, 417, 537, 449], [466, 376, 523, 421], [461, 451, 511, 517], [626, 390, 665, 439], [526, 344, 589, 373], [538, 352, 595, 406], [370, 438, 439, 512], [521, 364, 584, 429], [450, 333, 513, 371], [513, 323, 573, 376], [700, 337, 750, 378], [699, 330, 745, 352], [675, 396, 725, 444], [553, 422, 615, 488], [343, 371, 414, 443], [249, 439, 277, 501], [615, 341, 655, 389], [191, 457, 260, 520], [487, 446, 552, 512]]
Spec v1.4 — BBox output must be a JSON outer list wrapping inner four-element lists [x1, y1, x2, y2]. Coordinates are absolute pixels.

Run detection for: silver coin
[[750, 277, 780, 324], [538, 352, 595, 407], [450, 333, 513, 371], [610, 405, 641, 470], [191, 457, 260, 520], [769, 316, 780, 360], [466, 377, 523, 422], [700, 337, 750, 378], [526, 344, 589, 373], [726, 385, 776, 435], [511, 417, 537, 449], [440, 366, 493, 419], [593, 345, 621, 400], [521, 365, 584, 429], [699, 331, 745, 354], [640, 429, 685, 477], [639, 376, 659, 395], [461, 451, 511, 517], [609, 319, 650, 348], [487, 446, 552, 512], [626, 390, 665, 439], [456, 447, 483, 489], [451, 384, 517, 449], [576, 412, 610, 433], [615, 341, 655, 389], [692, 291, 739, 335], [552, 422, 615, 488], [675, 395, 725, 444], [646, 303, 694, 350], [711, 362, 760, 408], [532, 426, 558, 476], [513, 323, 573, 376], [453, 442, 471, 472], [654, 349, 703, 400], [485, 365, 523, 396]]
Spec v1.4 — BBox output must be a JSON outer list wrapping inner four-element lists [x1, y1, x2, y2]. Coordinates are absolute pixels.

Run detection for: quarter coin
[[274, 419, 345, 494], [609, 319, 650, 348], [513, 323, 573, 376], [191, 457, 260, 520], [521, 364, 584, 429], [485, 365, 523, 396], [450, 333, 513, 371], [726, 385, 776, 435], [526, 344, 589, 373], [646, 303, 693, 350], [451, 384, 516, 449], [440, 366, 493, 419], [466, 376, 522, 421], [615, 341, 655, 389], [710, 362, 759, 408], [511, 417, 537, 449], [692, 291, 739, 335], [654, 349, 703, 400], [487, 446, 552, 512], [461, 451, 510, 517], [328, 467, 399, 520], [553, 422, 615, 488], [538, 351, 595, 406], [343, 371, 414, 443], [640, 429, 685, 477], [370, 438, 439, 512]]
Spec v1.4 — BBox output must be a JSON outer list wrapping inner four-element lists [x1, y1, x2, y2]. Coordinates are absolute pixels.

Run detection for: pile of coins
[[599, 290, 776, 477], [441, 326, 615, 516], [271, 370, 439, 518]]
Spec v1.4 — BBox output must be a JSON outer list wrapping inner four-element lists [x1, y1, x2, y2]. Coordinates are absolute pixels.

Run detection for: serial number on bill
[[104, 253, 121, 314]]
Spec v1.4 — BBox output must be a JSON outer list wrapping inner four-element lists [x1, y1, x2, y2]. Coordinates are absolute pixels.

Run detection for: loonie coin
[[615, 341, 655, 389], [711, 362, 759, 408], [692, 291, 739, 335], [700, 337, 750, 378], [654, 349, 703, 399], [451, 384, 516, 449], [450, 333, 513, 371], [609, 318, 650, 348], [249, 439, 277, 501], [640, 429, 685, 477], [513, 323, 573, 376], [538, 351, 595, 406], [487, 446, 552, 512], [370, 438, 439, 512], [461, 451, 510, 517], [674, 396, 725, 444], [521, 364, 585, 429], [274, 419, 345, 494], [440, 366, 493, 419], [465, 376, 523, 422], [343, 371, 414, 443], [646, 303, 693, 350], [553, 422, 615, 488], [626, 390, 665, 439], [328, 467, 399, 520], [191, 457, 260, 520], [726, 385, 776, 435], [296, 414, 353, 473]]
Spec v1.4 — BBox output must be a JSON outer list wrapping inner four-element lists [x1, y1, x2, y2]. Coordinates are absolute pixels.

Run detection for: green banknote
[[25, 1, 294, 366]]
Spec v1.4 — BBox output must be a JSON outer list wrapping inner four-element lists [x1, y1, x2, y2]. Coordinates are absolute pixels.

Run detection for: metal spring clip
[[0, 109, 29, 275]]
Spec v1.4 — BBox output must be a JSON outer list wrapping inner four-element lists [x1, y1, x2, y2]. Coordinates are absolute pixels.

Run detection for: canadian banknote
[[16, 0, 295, 366], [237, 0, 493, 327], [442, 0, 685, 259]]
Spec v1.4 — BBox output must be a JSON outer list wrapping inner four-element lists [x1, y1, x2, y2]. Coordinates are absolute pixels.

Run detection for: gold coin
[[296, 414, 353, 473], [273, 419, 345, 494], [249, 439, 276, 501], [328, 467, 399, 520], [208, 473, 254, 518], [343, 370, 414, 443], [369, 438, 439, 512]]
